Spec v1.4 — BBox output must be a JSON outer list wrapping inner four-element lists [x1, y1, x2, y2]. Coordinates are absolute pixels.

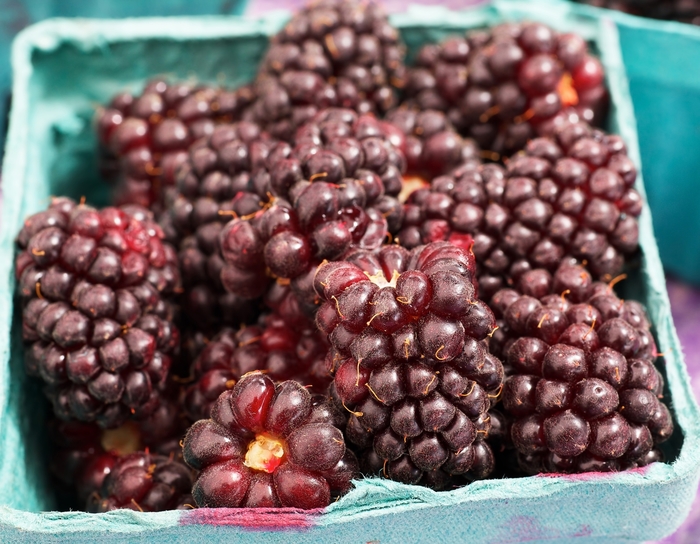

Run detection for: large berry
[[87, 451, 194, 512], [97, 79, 255, 209], [316, 242, 503, 487], [183, 373, 356, 509], [16, 198, 180, 428], [249, 0, 406, 140], [397, 121, 642, 299], [491, 262, 672, 474], [403, 22, 607, 154], [218, 108, 405, 307], [183, 313, 332, 422]]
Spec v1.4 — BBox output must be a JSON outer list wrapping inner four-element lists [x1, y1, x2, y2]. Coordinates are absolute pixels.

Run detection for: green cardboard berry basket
[[1, 1, 699, 542]]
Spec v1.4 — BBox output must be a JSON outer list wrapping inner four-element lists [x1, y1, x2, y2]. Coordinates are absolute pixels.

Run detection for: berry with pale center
[[182, 372, 356, 508], [315, 242, 503, 488]]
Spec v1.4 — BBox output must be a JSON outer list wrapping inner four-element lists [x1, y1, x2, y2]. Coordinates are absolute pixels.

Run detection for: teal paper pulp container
[[1, 1, 699, 542]]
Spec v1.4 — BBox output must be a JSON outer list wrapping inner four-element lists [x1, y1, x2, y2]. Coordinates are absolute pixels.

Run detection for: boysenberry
[[182, 373, 356, 508], [17, 198, 180, 428], [493, 262, 672, 474], [317, 242, 503, 488]]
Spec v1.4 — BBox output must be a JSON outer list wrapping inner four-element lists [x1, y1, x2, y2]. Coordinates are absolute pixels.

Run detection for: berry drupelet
[[183, 372, 356, 509], [490, 262, 673, 474], [396, 120, 642, 299], [250, 0, 406, 140], [183, 313, 332, 422], [315, 242, 504, 488], [165, 121, 276, 333], [87, 450, 194, 512], [97, 79, 255, 209], [218, 108, 405, 306], [16, 198, 180, 428], [403, 22, 607, 155], [385, 108, 481, 178]]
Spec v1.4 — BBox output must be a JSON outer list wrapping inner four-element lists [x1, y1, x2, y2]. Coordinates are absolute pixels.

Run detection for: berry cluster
[[316, 243, 503, 487], [16, 197, 180, 428], [87, 451, 194, 512], [164, 121, 275, 333], [183, 313, 331, 422], [490, 263, 672, 474], [97, 80, 254, 209], [397, 120, 641, 300], [218, 108, 405, 306], [249, 0, 406, 140], [16, 0, 677, 515], [183, 373, 354, 508], [402, 22, 607, 155]]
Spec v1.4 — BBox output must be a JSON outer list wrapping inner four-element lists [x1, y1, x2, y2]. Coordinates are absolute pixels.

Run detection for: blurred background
[[1, 0, 699, 542]]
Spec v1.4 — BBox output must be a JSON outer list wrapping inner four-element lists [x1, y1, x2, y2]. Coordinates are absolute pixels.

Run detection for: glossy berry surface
[[49, 420, 120, 501], [249, 0, 406, 140], [491, 262, 673, 474], [183, 313, 332, 422], [97, 79, 255, 209], [87, 451, 194, 512], [218, 109, 405, 306], [165, 121, 274, 333], [403, 22, 607, 155], [16, 198, 180, 428], [182, 372, 356, 509], [316, 242, 503, 487], [385, 108, 481, 178], [396, 120, 642, 299]]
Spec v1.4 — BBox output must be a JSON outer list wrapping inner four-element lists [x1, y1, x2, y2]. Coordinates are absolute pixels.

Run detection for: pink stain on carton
[[536, 463, 652, 482], [180, 507, 321, 531]]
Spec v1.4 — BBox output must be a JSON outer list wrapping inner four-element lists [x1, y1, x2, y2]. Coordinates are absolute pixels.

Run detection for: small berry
[[183, 373, 356, 508], [87, 451, 194, 512]]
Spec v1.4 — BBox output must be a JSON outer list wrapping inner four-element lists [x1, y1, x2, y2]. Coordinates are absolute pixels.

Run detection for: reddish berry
[[183, 373, 356, 508]]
